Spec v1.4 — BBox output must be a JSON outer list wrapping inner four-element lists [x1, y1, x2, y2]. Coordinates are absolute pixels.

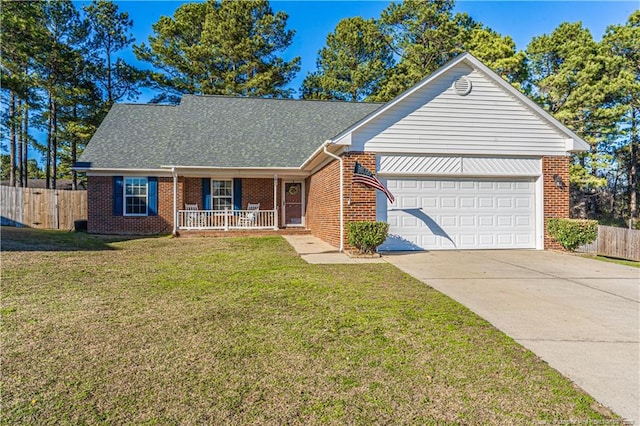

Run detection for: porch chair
[[237, 203, 260, 227], [185, 203, 200, 228]]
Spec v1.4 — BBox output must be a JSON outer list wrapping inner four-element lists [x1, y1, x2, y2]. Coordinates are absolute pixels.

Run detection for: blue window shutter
[[202, 178, 211, 210], [233, 178, 242, 210], [113, 176, 123, 216], [148, 177, 158, 216]]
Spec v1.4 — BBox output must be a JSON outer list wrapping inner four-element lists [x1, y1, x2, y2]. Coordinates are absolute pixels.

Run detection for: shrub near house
[[547, 218, 598, 251]]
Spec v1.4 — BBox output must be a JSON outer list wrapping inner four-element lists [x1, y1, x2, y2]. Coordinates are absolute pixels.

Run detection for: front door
[[283, 181, 304, 226]]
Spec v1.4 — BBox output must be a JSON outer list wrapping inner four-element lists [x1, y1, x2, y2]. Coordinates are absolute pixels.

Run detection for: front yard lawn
[[1, 227, 617, 424]]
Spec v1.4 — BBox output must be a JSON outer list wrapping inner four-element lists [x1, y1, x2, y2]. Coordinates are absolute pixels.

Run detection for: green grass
[[1, 227, 619, 424], [585, 254, 640, 268]]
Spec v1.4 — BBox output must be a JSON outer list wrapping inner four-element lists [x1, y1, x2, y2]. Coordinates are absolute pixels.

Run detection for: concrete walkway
[[385, 250, 640, 423], [283, 235, 385, 264]]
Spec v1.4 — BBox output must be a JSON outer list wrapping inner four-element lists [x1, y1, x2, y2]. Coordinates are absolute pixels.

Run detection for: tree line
[[1, 0, 638, 224]]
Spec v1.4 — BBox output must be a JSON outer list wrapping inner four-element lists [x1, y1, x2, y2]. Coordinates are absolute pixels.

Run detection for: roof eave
[[161, 165, 309, 178]]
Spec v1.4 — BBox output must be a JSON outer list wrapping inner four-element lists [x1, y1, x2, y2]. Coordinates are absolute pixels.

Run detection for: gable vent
[[453, 76, 472, 96]]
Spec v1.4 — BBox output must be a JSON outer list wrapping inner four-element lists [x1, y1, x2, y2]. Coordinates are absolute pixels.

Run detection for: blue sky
[[113, 0, 637, 101], [14, 1, 637, 164]]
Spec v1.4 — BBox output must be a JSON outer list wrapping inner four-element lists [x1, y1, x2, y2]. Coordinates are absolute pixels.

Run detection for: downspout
[[172, 167, 178, 236], [323, 143, 344, 252]]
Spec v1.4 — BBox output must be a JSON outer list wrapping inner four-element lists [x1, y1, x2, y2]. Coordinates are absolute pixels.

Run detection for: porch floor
[[177, 228, 311, 238]]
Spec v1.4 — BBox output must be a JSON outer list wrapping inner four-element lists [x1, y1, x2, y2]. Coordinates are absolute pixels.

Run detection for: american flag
[[353, 161, 395, 203]]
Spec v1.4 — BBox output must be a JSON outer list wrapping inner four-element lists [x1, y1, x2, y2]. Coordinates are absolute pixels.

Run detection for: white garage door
[[378, 178, 536, 250]]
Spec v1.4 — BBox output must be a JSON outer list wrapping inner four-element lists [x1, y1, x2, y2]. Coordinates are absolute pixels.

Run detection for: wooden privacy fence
[[1, 186, 87, 230], [578, 225, 640, 262]]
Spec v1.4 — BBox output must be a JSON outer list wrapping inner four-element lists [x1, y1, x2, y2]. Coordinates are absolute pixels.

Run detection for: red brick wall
[[241, 178, 278, 211], [306, 152, 379, 250], [343, 152, 378, 251], [306, 160, 341, 247], [183, 177, 201, 207], [88, 176, 284, 235], [87, 176, 178, 235], [542, 156, 570, 249]]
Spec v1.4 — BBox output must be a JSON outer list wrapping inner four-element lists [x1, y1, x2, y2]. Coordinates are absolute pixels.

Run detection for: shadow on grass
[[0, 226, 164, 252]]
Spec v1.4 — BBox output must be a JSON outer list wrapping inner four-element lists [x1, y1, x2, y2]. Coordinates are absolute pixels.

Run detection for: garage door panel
[[478, 197, 494, 208], [459, 197, 475, 208], [497, 197, 512, 208], [379, 177, 536, 251], [497, 216, 513, 227], [459, 216, 476, 227], [440, 215, 457, 227]]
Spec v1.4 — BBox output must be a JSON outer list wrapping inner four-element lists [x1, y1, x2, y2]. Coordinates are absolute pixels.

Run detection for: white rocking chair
[[237, 203, 260, 227], [185, 203, 200, 228]]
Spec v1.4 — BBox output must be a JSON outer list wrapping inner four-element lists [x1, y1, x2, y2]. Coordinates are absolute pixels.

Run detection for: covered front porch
[[167, 167, 308, 234]]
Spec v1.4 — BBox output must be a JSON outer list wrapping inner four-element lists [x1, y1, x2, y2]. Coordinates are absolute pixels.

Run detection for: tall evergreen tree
[[301, 17, 393, 102], [37, 0, 89, 188], [84, 0, 142, 108], [134, 0, 300, 99], [601, 11, 640, 221], [373, 0, 478, 101], [465, 27, 527, 87], [1, 1, 47, 187], [526, 22, 615, 195]]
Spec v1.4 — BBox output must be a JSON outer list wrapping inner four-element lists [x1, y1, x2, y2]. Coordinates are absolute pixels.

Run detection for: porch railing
[[178, 209, 277, 230]]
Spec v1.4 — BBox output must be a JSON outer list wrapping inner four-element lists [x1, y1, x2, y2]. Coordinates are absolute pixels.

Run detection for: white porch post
[[273, 174, 278, 230], [172, 167, 178, 236]]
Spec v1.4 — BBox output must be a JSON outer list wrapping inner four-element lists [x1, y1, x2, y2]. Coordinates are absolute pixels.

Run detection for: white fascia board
[[565, 137, 590, 152], [161, 165, 309, 178], [83, 168, 171, 177], [300, 140, 333, 170], [300, 141, 346, 172]]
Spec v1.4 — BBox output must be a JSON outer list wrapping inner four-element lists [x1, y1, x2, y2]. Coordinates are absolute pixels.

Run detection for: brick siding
[[542, 156, 570, 249], [89, 176, 283, 234], [342, 152, 378, 251], [241, 178, 278, 211], [306, 160, 341, 247], [87, 176, 178, 235]]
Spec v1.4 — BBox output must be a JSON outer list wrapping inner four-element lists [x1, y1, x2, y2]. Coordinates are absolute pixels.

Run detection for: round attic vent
[[453, 76, 472, 96]]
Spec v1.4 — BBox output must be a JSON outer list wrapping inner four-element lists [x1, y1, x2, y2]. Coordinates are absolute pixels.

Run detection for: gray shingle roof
[[78, 95, 382, 170]]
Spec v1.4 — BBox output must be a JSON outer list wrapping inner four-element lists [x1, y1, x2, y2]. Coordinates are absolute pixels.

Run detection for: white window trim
[[211, 179, 234, 211], [124, 177, 149, 216]]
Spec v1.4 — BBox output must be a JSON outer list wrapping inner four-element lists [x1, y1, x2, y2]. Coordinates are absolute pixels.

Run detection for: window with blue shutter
[[202, 178, 211, 210], [148, 177, 158, 216], [124, 177, 149, 216], [233, 178, 242, 210], [113, 176, 123, 216]]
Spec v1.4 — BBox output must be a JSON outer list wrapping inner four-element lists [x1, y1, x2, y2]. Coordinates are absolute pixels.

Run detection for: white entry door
[[378, 178, 536, 251]]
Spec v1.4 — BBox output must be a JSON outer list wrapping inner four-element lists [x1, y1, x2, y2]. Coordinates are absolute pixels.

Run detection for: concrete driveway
[[384, 250, 639, 423]]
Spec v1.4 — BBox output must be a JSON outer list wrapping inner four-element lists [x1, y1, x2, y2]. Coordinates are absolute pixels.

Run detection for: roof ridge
[[180, 94, 384, 106], [113, 102, 178, 107]]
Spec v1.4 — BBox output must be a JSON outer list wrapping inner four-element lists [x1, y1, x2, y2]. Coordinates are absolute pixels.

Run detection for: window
[[212, 180, 233, 210], [125, 177, 148, 216]]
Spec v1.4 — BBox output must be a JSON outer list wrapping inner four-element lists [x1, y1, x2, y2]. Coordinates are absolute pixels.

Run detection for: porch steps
[[177, 228, 311, 238]]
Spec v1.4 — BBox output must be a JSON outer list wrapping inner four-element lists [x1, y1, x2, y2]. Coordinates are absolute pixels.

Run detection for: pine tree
[[134, 0, 300, 99], [601, 11, 640, 222], [301, 17, 393, 102], [84, 0, 142, 108]]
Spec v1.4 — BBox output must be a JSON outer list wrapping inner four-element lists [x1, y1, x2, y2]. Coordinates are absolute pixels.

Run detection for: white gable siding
[[352, 65, 569, 156]]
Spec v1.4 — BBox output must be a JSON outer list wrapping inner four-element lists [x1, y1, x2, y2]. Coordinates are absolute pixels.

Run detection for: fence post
[[54, 190, 59, 230]]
